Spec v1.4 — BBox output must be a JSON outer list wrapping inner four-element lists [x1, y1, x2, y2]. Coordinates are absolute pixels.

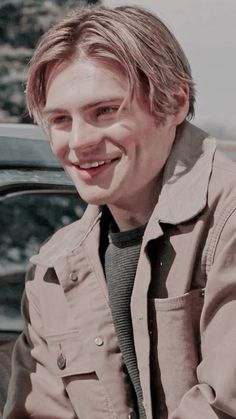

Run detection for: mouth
[[79, 159, 113, 169], [72, 157, 119, 178]]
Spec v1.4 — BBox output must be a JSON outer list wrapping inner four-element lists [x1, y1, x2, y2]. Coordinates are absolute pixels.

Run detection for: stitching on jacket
[[72, 211, 102, 252], [204, 196, 236, 275], [83, 241, 111, 309]]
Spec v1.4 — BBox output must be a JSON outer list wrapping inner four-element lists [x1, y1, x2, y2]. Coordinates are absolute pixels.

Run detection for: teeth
[[80, 159, 112, 169]]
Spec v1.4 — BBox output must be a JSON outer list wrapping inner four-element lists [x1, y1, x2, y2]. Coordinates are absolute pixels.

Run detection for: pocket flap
[[46, 332, 94, 377], [152, 288, 205, 311]]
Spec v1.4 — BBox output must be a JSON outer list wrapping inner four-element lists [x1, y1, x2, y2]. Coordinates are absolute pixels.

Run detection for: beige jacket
[[4, 122, 236, 419]]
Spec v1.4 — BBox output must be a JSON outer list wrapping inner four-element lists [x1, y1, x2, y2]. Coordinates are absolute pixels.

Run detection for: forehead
[[45, 58, 129, 106]]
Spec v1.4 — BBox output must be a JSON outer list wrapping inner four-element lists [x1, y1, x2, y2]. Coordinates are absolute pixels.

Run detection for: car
[[0, 124, 86, 414]]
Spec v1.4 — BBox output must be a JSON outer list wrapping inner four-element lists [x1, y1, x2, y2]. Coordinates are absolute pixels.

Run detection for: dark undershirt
[[103, 214, 147, 419]]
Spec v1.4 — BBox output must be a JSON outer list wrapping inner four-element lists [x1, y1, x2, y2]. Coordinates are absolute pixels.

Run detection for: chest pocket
[[46, 332, 117, 419], [148, 288, 205, 416]]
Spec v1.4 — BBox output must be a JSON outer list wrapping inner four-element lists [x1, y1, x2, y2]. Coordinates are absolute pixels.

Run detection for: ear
[[172, 82, 190, 125]]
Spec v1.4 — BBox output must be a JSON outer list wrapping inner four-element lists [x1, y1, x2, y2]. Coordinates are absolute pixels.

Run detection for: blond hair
[[26, 5, 195, 124]]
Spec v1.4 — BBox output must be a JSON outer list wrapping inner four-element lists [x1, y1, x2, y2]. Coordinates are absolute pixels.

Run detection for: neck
[[107, 179, 161, 232], [108, 208, 149, 231]]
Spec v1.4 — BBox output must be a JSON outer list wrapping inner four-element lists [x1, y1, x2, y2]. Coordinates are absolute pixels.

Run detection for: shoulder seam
[[203, 196, 236, 275]]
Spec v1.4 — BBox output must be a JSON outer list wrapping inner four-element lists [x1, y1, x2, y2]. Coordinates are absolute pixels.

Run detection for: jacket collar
[[31, 205, 102, 266], [157, 121, 216, 224], [31, 122, 216, 266]]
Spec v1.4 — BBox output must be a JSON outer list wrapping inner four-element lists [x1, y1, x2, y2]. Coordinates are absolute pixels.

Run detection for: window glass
[[0, 192, 86, 332]]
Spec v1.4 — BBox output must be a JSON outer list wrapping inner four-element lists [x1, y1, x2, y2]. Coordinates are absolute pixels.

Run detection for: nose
[[69, 117, 102, 152]]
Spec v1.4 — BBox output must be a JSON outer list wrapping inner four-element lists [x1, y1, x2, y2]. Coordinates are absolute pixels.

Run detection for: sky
[[103, 0, 236, 136]]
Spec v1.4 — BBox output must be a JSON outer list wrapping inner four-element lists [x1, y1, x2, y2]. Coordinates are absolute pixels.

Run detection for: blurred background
[[0, 0, 100, 123], [1, 0, 236, 140]]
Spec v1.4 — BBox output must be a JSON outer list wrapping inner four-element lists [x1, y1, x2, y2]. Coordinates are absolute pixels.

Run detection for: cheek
[[105, 123, 134, 146], [50, 132, 69, 160]]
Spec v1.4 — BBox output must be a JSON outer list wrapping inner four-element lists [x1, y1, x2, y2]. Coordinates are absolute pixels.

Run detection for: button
[[94, 336, 104, 346], [200, 289, 205, 297], [128, 412, 137, 419], [57, 353, 66, 370], [69, 271, 78, 282]]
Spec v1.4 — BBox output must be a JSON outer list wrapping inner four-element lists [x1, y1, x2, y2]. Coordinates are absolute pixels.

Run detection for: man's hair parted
[[26, 5, 195, 124]]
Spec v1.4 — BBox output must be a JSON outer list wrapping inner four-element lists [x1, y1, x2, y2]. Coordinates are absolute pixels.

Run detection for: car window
[[0, 191, 86, 334]]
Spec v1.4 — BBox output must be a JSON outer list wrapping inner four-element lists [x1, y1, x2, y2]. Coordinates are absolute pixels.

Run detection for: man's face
[[44, 58, 178, 211]]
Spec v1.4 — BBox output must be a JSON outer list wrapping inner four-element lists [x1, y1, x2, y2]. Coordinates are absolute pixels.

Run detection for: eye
[[95, 106, 119, 118], [49, 114, 71, 128]]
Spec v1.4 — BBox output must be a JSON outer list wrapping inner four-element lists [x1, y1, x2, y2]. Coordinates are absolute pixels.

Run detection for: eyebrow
[[43, 97, 124, 116], [42, 107, 67, 117]]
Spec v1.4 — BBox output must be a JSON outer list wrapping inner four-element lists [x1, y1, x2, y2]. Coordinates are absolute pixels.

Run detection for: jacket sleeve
[[3, 266, 77, 419], [170, 207, 236, 419]]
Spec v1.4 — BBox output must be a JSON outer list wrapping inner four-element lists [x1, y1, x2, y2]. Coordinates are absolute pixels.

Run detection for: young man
[[4, 5, 236, 419]]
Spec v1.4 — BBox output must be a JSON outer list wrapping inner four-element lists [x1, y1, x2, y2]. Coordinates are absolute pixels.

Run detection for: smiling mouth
[[77, 158, 119, 170], [79, 159, 112, 169]]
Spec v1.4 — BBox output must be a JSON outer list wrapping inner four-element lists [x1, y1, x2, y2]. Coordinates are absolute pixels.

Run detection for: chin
[[78, 191, 112, 206], [75, 183, 120, 206]]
